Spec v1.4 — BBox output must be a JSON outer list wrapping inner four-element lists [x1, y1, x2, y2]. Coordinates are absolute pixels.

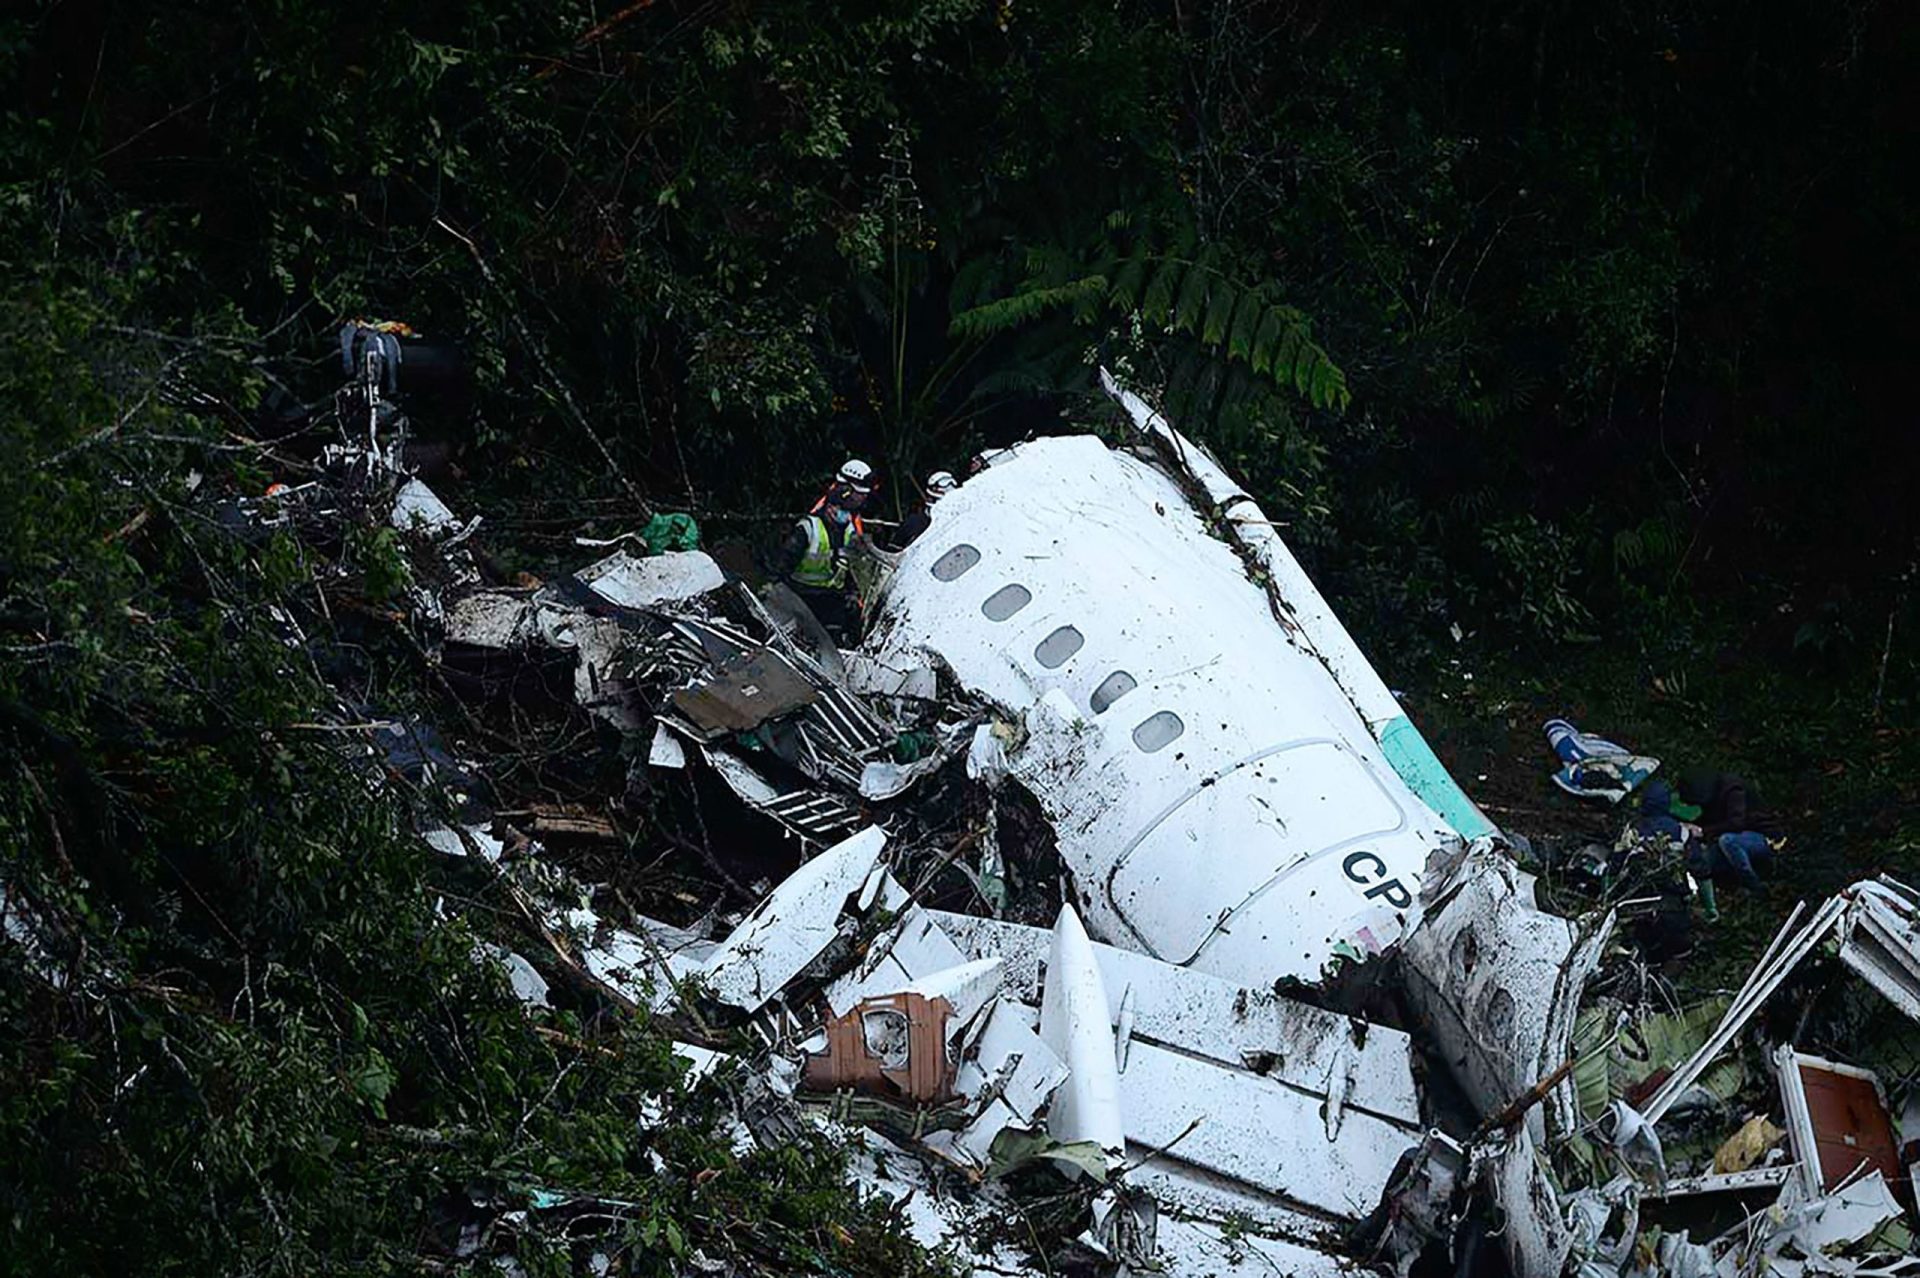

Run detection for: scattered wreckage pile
[[234, 328, 1920, 1275]]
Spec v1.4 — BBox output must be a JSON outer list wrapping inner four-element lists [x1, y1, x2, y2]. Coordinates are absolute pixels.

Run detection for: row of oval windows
[[929, 542, 1186, 754]]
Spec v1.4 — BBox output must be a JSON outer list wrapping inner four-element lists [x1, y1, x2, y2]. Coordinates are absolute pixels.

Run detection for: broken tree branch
[[432, 216, 651, 519]]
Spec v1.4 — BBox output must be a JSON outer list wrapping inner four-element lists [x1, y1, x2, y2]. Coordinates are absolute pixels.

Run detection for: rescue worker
[[889, 470, 957, 550], [1674, 768, 1780, 840], [813, 459, 873, 533], [772, 459, 874, 641]]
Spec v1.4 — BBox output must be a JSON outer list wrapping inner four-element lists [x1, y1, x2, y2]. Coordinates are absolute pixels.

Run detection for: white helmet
[[837, 458, 874, 494], [925, 470, 958, 500]]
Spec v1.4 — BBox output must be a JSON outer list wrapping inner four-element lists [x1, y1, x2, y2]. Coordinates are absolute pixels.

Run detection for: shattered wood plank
[[495, 806, 621, 841]]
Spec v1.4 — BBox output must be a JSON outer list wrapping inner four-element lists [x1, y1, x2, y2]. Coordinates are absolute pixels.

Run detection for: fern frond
[[1174, 260, 1211, 333], [1226, 290, 1263, 362], [945, 229, 1351, 412], [1201, 278, 1237, 347], [1109, 241, 1150, 310], [949, 276, 1107, 339], [1142, 256, 1182, 325]]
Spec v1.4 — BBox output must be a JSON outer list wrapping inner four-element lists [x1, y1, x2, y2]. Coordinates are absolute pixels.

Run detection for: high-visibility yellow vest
[[791, 515, 846, 590]]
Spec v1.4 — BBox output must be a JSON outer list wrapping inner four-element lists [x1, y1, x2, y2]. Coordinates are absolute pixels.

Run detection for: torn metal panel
[[700, 747, 866, 843], [575, 549, 725, 609], [670, 649, 817, 734], [567, 911, 716, 1013], [668, 614, 757, 667], [1124, 1158, 1352, 1260], [444, 591, 535, 650], [930, 910, 1422, 1125], [1759, 1169, 1910, 1268], [823, 909, 978, 1019], [1148, 1214, 1353, 1278], [843, 1129, 1040, 1272], [391, 476, 458, 534], [1119, 1042, 1422, 1220], [864, 429, 1461, 987], [646, 723, 688, 769], [1837, 879, 1920, 1023], [477, 942, 551, 1007], [929, 998, 1069, 1170], [1474, 1126, 1579, 1278], [423, 824, 504, 862], [699, 826, 886, 1011], [840, 650, 939, 702], [1398, 843, 1613, 1146]]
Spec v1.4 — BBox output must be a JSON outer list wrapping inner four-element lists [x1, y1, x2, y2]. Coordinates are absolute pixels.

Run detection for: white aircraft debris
[[247, 334, 1920, 1277]]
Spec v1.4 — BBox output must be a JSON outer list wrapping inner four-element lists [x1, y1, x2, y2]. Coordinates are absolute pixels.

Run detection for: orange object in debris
[[802, 992, 955, 1104], [1796, 1056, 1903, 1194], [264, 482, 289, 497], [349, 317, 419, 337]]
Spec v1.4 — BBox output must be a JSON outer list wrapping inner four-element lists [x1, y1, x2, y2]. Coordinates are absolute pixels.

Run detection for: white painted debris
[[930, 997, 1070, 1169], [836, 957, 1005, 1038], [391, 477, 457, 533], [864, 429, 1460, 986], [1126, 1157, 1359, 1274], [444, 591, 532, 649], [1150, 1215, 1352, 1278], [576, 549, 725, 609], [702, 746, 782, 806], [1099, 369, 1496, 843], [423, 824, 504, 862], [1835, 877, 1920, 1022], [1474, 1126, 1580, 1278], [1398, 841, 1613, 1146], [647, 723, 688, 769], [671, 1042, 728, 1089], [1641, 879, 1920, 1130], [1040, 906, 1125, 1161], [823, 906, 972, 1016], [964, 723, 1009, 788], [844, 1129, 1038, 1271], [857, 755, 939, 800], [700, 826, 886, 1010], [838, 650, 939, 702], [1771, 1169, 1905, 1261], [568, 910, 715, 1013], [931, 909, 1423, 1124], [479, 944, 550, 1007]]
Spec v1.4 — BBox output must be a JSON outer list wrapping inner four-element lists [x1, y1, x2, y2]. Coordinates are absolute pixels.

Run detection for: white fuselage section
[[865, 433, 1459, 987]]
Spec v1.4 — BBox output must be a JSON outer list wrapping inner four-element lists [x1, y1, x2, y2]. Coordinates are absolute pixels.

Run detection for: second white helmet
[[837, 458, 874, 493]]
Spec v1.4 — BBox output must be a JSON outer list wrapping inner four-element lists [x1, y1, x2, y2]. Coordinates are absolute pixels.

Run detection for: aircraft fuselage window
[[1033, 625, 1084, 669], [929, 543, 980, 581], [981, 583, 1032, 622], [1090, 670, 1137, 714], [1131, 710, 1185, 753]]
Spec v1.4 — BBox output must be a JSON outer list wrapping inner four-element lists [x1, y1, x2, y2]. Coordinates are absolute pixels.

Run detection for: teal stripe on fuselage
[[1378, 716, 1497, 841]]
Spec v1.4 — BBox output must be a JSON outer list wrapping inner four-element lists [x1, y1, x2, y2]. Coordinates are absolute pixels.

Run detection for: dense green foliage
[[4, 0, 1916, 1271], [0, 265, 945, 1273]]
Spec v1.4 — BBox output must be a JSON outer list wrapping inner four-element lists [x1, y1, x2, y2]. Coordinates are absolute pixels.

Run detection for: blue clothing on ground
[[1687, 830, 1776, 892]]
